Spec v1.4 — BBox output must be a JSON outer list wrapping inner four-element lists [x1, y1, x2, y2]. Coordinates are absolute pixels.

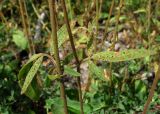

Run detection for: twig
[[114, 0, 123, 42], [18, 0, 35, 55], [61, 0, 84, 114], [147, 0, 151, 50], [48, 0, 68, 114], [102, 0, 115, 45], [142, 63, 160, 114], [94, 0, 99, 52]]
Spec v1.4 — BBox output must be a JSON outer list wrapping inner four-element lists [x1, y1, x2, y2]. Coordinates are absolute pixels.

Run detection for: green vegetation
[[0, 0, 160, 114]]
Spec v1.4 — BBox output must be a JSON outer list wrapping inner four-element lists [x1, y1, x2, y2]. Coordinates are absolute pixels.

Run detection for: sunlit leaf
[[92, 49, 156, 62], [57, 24, 69, 47], [48, 98, 64, 114], [50, 24, 68, 54], [67, 98, 92, 114], [64, 65, 81, 77], [45, 98, 92, 114], [18, 62, 40, 101], [155, 35, 160, 42], [18, 53, 44, 98], [110, 15, 127, 24], [12, 29, 28, 50], [27, 53, 43, 64], [134, 8, 146, 14], [21, 56, 43, 94], [134, 80, 147, 100], [88, 60, 106, 81], [48, 74, 62, 81]]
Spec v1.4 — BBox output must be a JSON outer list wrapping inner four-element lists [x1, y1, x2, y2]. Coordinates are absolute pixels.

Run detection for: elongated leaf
[[92, 49, 156, 62], [48, 74, 62, 81], [57, 24, 68, 47], [27, 53, 43, 64], [64, 65, 81, 77], [88, 61, 106, 81], [50, 24, 68, 54], [134, 8, 146, 14], [18, 62, 40, 101], [46, 98, 92, 114], [67, 98, 92, 114], [18, 54, 44, 100], [21, 56, 43, 94]]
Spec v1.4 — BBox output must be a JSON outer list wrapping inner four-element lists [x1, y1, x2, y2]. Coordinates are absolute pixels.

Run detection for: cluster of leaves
[[1, 0, 160, 114]]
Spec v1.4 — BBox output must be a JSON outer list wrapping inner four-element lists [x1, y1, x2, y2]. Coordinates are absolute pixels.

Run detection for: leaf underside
[[92, 49, 156, 62], [64, 65, 81, 77], [21, 56, 43, 94], [88, 60, 106, 81], [18, 62, 40, 101], [18, 54, 44, 100]]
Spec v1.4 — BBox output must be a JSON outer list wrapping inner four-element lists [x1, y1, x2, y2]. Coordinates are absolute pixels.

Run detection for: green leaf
[[50, 24, 68, 54], [135, 80, 147, 100], [58, 24, 68, 47], [88, 60, 106, 81], [67, 99, 92, 114], [46, 98, 92, 114], [51, 24, 69, 53], [21, 56, 43, 94], [117, 102, 125, 110], [48, 74, 62, 81], [45, 98, 64, 114], [134, 8, 146, 14], [18, 62, 40, 101], [92, 49, 156, 62], [135, 80, 146, 93], [18, 54, 44, 100], [27, 110, 36, 114], [12, 29, 28, 50], [64, 65, 81, 77], [27, 53, 43, 64], [155, 35, 160, 42]]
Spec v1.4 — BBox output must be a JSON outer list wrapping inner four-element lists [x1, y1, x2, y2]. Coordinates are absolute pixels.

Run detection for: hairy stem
[[18, 0, 35, 55], [142, 63, 160, 114], [94, 0, 99, 52], [147, 0, 151, 50], [155, 0, 160, 19], [102, 0, 115, 44], [61, 0, 84, 114], [48, 0, 68, 114], [114, 0, 123, 42]]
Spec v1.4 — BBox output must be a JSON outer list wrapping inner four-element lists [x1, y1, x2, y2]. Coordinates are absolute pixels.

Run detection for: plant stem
[[99, 0, 103, 14], [147, 0, 151, 50], [155, 0, 160, 19], [0, 11, 7, 25], [114, 0, 123, 42], [83, 0, 88, 12], [102, 0, 115, 45], [94, 0, 99, 52], [18, 0, 35, 55], [48, 0, 68, 114], [61, 0, 84, 114], [142, 63, 160, 114], [67, 0, 74, 20]]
